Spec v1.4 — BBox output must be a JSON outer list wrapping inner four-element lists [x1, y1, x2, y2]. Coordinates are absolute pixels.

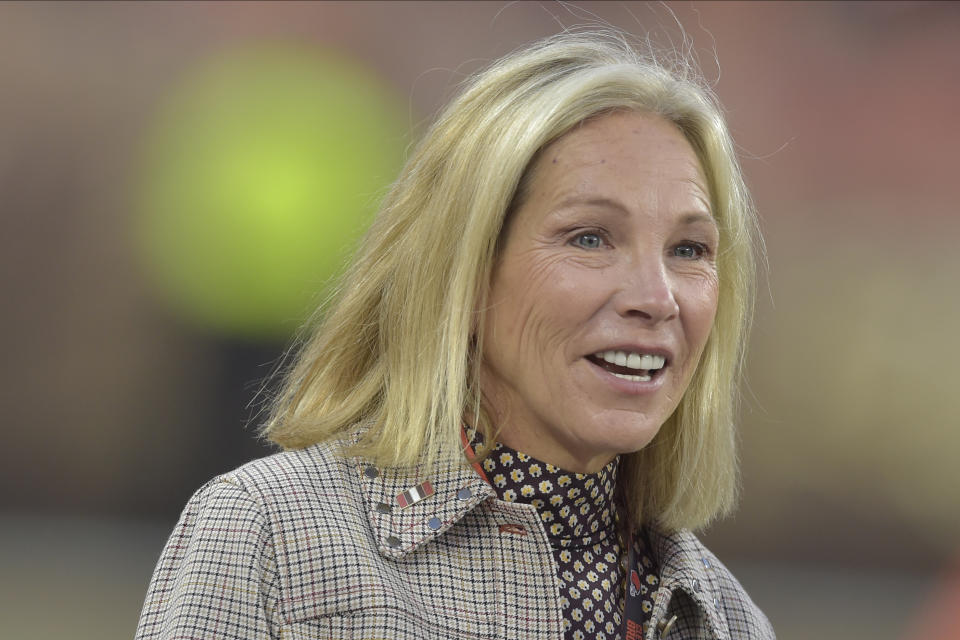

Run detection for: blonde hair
[[263, 30, 759, 532]]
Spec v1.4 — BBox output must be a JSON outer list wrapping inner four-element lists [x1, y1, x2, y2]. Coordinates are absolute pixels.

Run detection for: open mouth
[[585, 350, 668, 383]]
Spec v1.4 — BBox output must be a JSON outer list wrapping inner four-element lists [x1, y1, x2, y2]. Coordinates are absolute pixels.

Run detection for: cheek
[[486, 254, 599, 361], [684, 275, 720, 352]]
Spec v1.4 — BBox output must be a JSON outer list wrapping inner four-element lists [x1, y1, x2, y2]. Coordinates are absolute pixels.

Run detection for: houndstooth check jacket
[[136, 433, 775, 640]]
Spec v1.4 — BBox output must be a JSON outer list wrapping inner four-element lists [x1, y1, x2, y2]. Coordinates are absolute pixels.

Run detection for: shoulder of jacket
[[171, 439, 358, 552], [227, 437, 349, 486], [203, 436, 358, 519]]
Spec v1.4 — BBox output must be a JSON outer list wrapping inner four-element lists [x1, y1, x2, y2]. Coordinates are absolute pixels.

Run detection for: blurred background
[[2, 2, 958, 639]]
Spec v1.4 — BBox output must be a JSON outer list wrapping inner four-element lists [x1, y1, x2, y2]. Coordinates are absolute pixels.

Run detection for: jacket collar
[[353, 432, 732, 639], [354, 439, 494, 560], [647, 526, 732, 640]]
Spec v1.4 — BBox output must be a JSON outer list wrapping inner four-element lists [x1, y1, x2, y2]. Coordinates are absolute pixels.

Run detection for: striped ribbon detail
[[395, 481, 434, 508]]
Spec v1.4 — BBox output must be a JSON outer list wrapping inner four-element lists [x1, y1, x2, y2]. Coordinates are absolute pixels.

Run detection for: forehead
[[530, 111, 710, 210]]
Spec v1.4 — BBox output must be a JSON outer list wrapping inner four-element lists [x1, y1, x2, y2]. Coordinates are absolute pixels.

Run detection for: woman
[[137, 31, 774, 640]]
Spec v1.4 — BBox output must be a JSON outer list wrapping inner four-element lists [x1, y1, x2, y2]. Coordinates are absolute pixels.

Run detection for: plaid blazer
[[136, 434, 774, 640]]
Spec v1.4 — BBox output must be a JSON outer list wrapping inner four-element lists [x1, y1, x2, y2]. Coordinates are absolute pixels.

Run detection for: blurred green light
[[134, 45, 406, 339]]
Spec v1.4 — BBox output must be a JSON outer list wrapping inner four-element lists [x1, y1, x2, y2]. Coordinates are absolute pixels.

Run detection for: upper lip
[[586, 344, 674, 365]]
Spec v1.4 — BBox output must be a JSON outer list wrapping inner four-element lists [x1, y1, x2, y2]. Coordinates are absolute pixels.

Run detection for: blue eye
[[573, 233, 603, 249], [673, 242, 707, 259]]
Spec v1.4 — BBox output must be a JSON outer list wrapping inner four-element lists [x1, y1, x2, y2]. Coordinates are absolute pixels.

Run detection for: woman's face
[[479, 111, 719, 473]]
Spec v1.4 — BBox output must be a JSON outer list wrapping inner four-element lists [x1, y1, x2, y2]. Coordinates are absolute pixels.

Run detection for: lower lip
[[584, 358, 666, 395]]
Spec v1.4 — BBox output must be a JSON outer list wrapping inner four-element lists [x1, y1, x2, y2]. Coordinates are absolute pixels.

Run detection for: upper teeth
[[596, 350, 666, 370]]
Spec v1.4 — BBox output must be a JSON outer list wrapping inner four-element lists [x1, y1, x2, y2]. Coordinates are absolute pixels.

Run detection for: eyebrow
[[679, 212, 718, 228], [555, 195, 630, 215], [554, 195, 717, 227]]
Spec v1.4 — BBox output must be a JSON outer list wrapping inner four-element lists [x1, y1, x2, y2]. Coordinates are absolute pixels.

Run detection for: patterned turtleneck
[[479, 440, 659, 640]]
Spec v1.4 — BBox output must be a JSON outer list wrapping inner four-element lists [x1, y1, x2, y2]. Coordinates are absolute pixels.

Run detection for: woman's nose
[[613, 257, 680, 325]]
